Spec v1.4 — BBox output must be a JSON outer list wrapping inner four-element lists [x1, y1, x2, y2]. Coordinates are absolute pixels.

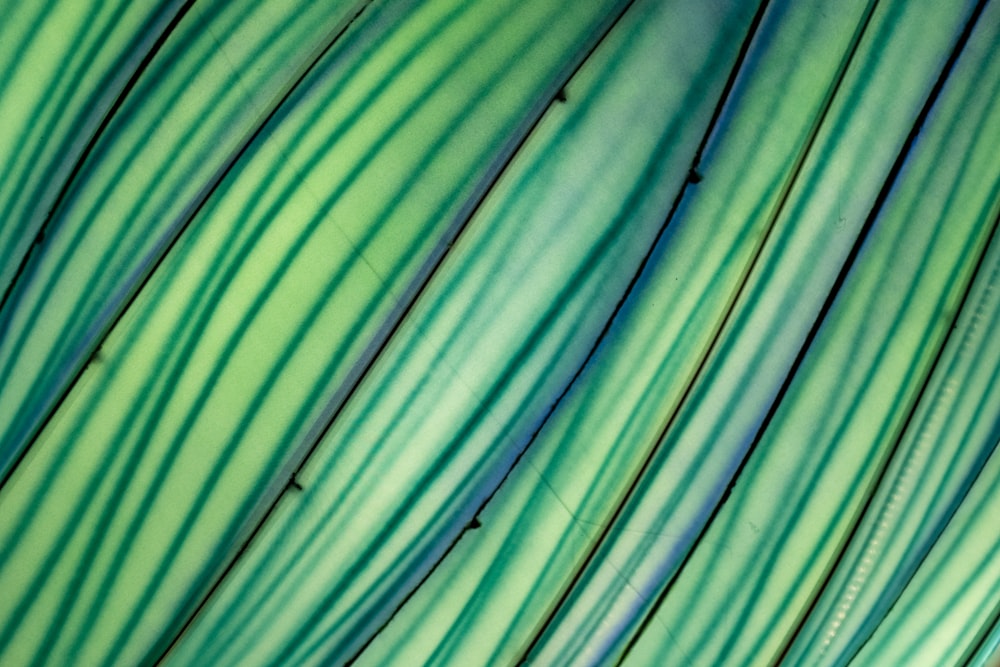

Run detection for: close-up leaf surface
[[1, 1, 999, 665]]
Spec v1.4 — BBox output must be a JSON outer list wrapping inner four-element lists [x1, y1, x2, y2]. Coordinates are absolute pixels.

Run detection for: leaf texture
[[1, 0, 999, 665]]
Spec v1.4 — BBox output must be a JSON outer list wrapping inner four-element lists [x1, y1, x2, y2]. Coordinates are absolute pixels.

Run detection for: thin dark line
[[504, 0, 779, 662], [142, 2, 643, 664], [0, 0, 196, 323], [0, 0, 376, 496], [839, 139, 1000, 667], [327, 7, 667, 663], [0, 0, 138, 253], [864, 430, 1000, 666], [0, 0, 378, 656], [0, 0, 194, 485], [522, 0, 874, 658], [222, 20, 741, 657], [609, 0, 885, 659], [132, 2, 550, 661], [765, 0, 991, 662], [622, 1, 982, 660], [0, 2, 198, 484]]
